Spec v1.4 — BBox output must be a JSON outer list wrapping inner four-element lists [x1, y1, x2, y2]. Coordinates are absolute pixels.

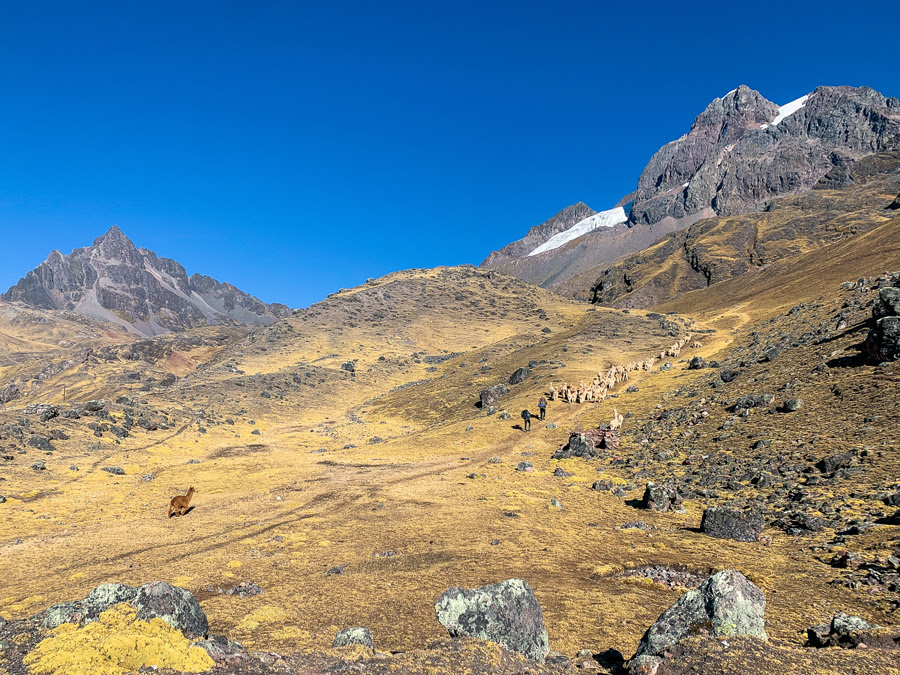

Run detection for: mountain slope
[[590, 151, 900, 308], [481, 84, 900, 298], [1, 226, 291, 336]]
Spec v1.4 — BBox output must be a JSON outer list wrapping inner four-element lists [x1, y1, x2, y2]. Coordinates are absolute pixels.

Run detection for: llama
[[168, 487, 195, 518]]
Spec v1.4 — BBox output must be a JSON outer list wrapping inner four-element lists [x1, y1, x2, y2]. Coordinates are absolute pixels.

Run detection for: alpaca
[[609, 409, 624, 431], [168, 487, 195, 518]]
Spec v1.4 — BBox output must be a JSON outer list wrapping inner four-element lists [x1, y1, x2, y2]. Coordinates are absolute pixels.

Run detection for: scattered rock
[[434, 578, 550, 662], [101, 466, 125, 475], [633, 569, 767, 660], [480, 384, 509, 408], [31, 461, 46, 471], [781, 398, 803, 412], [508, 367, 532, 385], [333, 627, 374, 649], [806, 612, 888, 648], [700, 506, 763, 542], [516, 461, 534, 472], [733, 394, 774, 410], [640, 482, 683, 512]]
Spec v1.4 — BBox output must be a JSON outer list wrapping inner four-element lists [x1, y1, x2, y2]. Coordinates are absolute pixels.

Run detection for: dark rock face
[[633, 569, 767, 659], [333, 627, 374, 649], [434, 578, 550, 662], [1, 226, 291, 336], [481, 202, 597, 266], [0, 383, 20, 405], [630, 85, 900, 226], [701, 506, 763, 542], [889, 192, 900, 209], [508, 367, 532, 385], [480, 384, 509, 408], [866, 286, 900, 362], [640, 482, 683, 512], [132, 581, 208, 639]]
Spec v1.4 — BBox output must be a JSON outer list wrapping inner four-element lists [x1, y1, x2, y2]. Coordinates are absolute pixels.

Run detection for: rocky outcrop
[[38, 581, 208, 640], [630, 85, 900, 226], [632, 569, 767, 668], [435, 578, 550, 662], [2, 226, 291, 336], [865, 284, 900, 362]]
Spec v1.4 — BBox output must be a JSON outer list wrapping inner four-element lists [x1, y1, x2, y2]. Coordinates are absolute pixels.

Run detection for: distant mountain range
[[482, 84, 900, 296], [1, 226, 291, 336]]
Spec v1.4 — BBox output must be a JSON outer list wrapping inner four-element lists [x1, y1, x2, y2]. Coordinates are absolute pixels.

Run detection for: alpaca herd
[[548, 333, 693, 406]]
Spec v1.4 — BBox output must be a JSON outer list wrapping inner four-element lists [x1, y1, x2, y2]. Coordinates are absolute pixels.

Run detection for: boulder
[[866, 287, 900, 362], [27, 436, 55, 452], [435, 578, 549, 662], [84, 399, 107, 412], [816, 452, 853, 474], [132, 580, 208, 639], [41, 583, 139, 628], [480, 384, 509, 408], [640, 482, 683, 512], [687, 356, 708, 370], [633, 569, 767, 659], [780, 398, 803, 412], [508, 367, 532, 385], [806, 612, 887, 648], [333, 627, 374, 649], [700, 506, 763, 542]]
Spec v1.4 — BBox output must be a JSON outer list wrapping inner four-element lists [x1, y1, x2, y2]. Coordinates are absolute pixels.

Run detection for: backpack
[[521, 409, 531, 420]]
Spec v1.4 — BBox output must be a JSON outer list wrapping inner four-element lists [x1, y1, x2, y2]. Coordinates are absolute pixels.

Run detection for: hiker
[[521, 409, 531, 431], [538, 396, 547, 420]]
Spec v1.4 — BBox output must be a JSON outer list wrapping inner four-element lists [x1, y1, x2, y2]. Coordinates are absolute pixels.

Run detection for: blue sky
[[1, 1, 898, 308]]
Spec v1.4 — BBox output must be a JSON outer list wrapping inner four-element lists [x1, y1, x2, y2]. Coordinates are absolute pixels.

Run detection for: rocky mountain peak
[[2, 228, 291, 336]]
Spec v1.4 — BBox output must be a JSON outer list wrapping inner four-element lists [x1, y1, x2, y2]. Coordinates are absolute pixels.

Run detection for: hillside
[[1, 222, 900, 673], [2, 226, 291, 337]]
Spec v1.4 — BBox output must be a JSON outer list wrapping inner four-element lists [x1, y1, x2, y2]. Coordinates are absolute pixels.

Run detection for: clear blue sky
[[1, 1, 898, 308]]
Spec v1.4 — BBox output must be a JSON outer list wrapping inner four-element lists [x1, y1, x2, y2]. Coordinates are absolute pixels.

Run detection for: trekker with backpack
[[521, 408, 531, 431], [538, 396, 547, 420]]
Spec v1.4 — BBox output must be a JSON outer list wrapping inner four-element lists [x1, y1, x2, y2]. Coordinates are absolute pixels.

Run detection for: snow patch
[[760, 94, 809, 129], [527, 206, 628, 257]]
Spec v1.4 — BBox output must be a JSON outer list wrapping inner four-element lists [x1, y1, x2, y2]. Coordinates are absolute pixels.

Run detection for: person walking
[[521, 408, 531, 431], [538, 396, 547, 421]]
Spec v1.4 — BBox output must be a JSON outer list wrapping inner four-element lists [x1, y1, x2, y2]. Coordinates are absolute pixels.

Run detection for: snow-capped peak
[[761, 94, 810, 129], [527, 206, 629, 257]]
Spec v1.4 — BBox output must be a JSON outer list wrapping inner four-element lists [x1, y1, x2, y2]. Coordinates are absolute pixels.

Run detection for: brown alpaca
[[168, 487, 195, 517]]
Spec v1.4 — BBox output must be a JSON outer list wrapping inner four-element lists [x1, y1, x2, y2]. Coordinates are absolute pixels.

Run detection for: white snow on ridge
[[760, 94, 809, 129], [527, 206, 628, 257]]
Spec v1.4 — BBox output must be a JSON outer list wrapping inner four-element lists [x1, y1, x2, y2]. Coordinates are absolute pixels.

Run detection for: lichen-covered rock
[[132, 581, 208, 639], [700, 507, 763, 542], [333, 627, 374, 649], [733, 394, 774, 410], [640, 482, 683, 512], [480, 384, 509, 408], [633, 569, 767, 659], [435, 578, 550, 662]]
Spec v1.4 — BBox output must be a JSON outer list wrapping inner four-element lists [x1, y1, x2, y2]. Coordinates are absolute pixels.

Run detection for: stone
[[333, 627, 374, 649], [640, 482, 683, 512], [101, 466, 125, 475], [781, 398, 803, 412], [341, 361, 356, 373], [807, 612, 882, 648], [195, 635, 245, 662], [700, 506, 763, 542], [633, 569, 767, 659], [516, 461, 533, 472], [733, 394, 774, 410], [508, 367, 532, 385], [27, 436, 55, 452], [84, 399, 107, 412], [687, 356, 707, 370], [435, 578, 550, 662], [480, 384, 509, 408], [132, 580, 209, 639], [817, 452, 853, 474], [31, 461, 46, 471]]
